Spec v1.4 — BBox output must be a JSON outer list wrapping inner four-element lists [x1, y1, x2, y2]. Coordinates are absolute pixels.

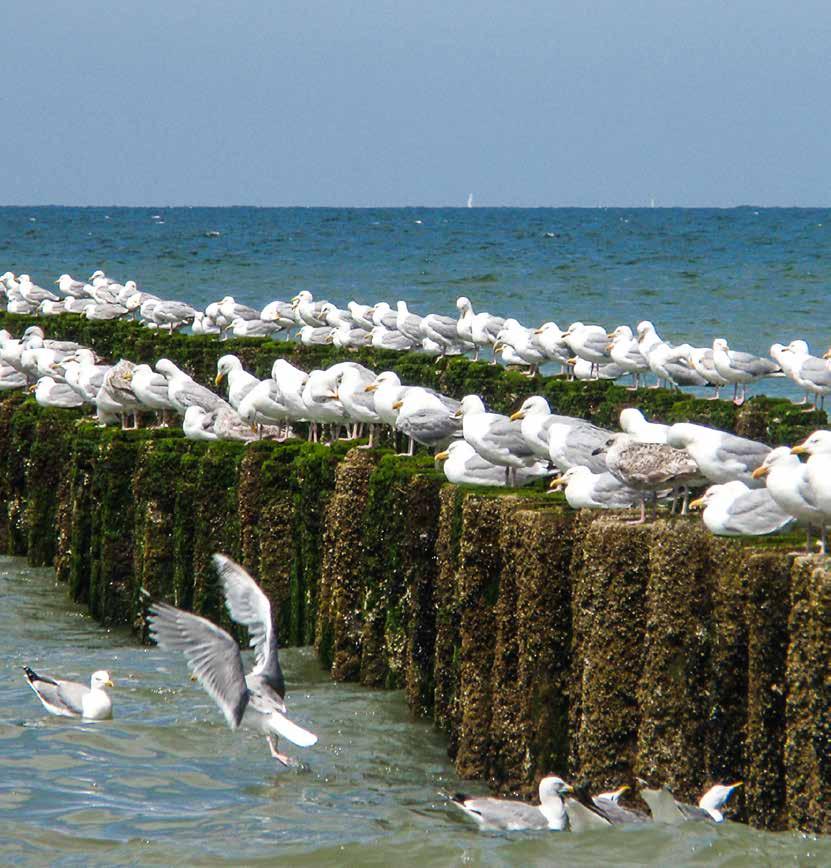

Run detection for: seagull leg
[[627, 500, 647, 525], [266, 734, 290, 766]]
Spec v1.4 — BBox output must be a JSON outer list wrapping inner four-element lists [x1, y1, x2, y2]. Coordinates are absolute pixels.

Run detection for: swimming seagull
[[638, 781, 742, 824], [450, 775, 572, 831], [689, 481, 795, 537], [23, 666, 113, 719], [147, 554, 318, 766], [591, 786, 651, 824]]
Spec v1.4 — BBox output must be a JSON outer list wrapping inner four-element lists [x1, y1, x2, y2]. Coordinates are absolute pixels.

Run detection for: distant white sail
[[467, 193, 474, 208]]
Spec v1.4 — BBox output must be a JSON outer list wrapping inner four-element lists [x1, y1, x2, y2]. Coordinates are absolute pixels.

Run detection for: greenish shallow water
[[0, 556, 828, 867]]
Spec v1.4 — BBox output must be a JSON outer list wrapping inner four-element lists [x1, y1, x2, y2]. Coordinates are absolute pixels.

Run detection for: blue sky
[[3, 1, 829, 206]]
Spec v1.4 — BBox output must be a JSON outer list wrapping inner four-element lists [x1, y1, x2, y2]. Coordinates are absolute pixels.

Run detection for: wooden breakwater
[[0, 313, 828, 834]]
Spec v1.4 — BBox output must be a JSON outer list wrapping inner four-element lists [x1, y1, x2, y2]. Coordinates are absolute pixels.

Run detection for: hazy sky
[[3, 1, 829, 206]]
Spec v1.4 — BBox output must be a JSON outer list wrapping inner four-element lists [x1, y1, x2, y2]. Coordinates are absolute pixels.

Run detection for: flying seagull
[[147, 554, 317, 765]]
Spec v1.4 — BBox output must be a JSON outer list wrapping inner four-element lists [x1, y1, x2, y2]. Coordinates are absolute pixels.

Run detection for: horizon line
[[2, 203, 831, 210]]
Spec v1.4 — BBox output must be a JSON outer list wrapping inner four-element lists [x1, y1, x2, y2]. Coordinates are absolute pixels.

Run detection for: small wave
[[447, 273, 499, 285]]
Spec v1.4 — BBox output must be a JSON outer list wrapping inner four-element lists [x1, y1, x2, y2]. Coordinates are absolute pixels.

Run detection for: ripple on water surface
[[0, 556, 828, 866]]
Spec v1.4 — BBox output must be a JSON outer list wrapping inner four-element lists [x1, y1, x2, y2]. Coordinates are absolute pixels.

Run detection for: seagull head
[[91, 670, 114, 690], [698, 781, 741, 821], [792, 430, 831, 457], [455, 394, 485, 417], [538, 775, 573, 801]]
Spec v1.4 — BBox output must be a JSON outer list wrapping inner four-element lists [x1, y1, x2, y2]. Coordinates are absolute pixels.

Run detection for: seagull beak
[[215, 372, 224, 385], [104, 679, 114, 688], [364, 384, 378, 392], [27, 384, 37, 393], [689, 497, 705, 510], [751, 466, 769, 479], [190, 673, 198, 682], [509, 410, 525, 421], [730, 781, 743, 789], [614, 785, 630, 797], [606, 332, 615, 339], [567, 357, 578, 365], [392, 400, 403, 410], [823, 348, 831, 360], [53, 279, 59, 285], [434, 451, 449, 461], [453, 408, 463, 418], [533, 327, 543, 334], [591, 446, 605, 456], [606, 343, 614, 351], [549, 476, 566, 489], [561, 783, 573, 794], [330, 391, 339, 401], [790, 444, 809, 455]]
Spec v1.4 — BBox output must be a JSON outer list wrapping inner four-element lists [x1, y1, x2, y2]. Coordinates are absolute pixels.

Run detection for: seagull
[[218, 296, 261, 325], [34, 376, 84, 408], [55, 274, 89, 298], [155, 358, 231, 416], [231, 318, 283, 339], [23, 666, 113, 719], [292, 290, 328, 327], [547, 419, 612, 474], [510, 395, 581, 460], [712, 338, 781, 404], [688, 347, 729, 398], [215, 354, 259, 409], [147, 554, 318, 766], [596, 433, 700, 523], [183, 405, 219, 440], [667, 423, 770, 486], [619, 408, 669, 444], [638, 781, 742, 824], [534, 322, 572, 371], [549, 466, 643, 510], [456, 394, 540, 483], [751, 447, 825, 552], [690, 481, 795, 537], [608, 325, 650, 389], [563, 322, 610, 376], [590, 786, 651, 824], [393, 387, 461, 454], [436, 440, 552, 487], [450, 775, 572, 831], [395, 300, 425, 344], [125, 364, 177, 421]]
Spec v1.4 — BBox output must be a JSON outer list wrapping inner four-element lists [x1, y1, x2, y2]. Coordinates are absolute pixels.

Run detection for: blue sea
[[1, 206, 830, 395]]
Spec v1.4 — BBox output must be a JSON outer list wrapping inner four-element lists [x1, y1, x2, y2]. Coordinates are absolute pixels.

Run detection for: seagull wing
[[212, 554, 283, 691], [147, 601, 249, 729]]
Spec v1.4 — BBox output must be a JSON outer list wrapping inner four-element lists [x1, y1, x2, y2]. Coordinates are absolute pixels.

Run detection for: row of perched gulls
[[5, 270, 830, 405], [451, 776, 743, 831], [2, 323, 830, 550]]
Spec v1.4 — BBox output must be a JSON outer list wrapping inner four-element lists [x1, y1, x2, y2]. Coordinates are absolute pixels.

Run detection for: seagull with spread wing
[[147, 554, 317, 765]]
